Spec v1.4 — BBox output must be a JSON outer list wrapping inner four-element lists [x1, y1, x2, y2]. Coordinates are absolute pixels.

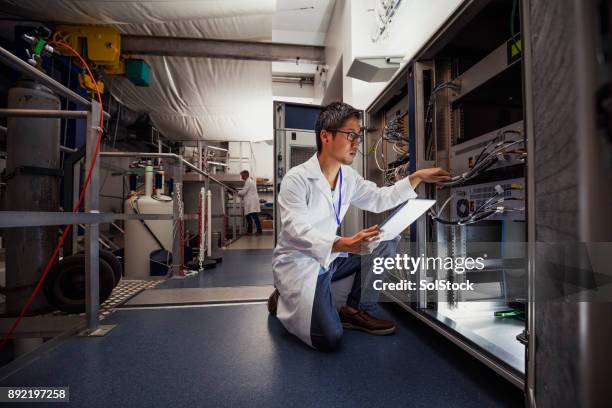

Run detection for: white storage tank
[[124, 164, 174, 279]]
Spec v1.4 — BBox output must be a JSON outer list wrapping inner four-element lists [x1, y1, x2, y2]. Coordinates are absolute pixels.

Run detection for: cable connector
[[22, 32, 55, 68]]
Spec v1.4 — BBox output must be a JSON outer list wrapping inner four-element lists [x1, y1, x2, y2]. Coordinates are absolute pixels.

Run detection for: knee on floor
[[312, 325, 343, 351]]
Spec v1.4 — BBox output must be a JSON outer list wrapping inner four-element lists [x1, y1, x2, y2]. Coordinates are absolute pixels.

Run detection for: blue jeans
[[309, 236, 400, 351], [245, 213, 262, 233]]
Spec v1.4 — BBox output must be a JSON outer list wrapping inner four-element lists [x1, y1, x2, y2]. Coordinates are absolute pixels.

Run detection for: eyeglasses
[[330, 129, 364, 144]]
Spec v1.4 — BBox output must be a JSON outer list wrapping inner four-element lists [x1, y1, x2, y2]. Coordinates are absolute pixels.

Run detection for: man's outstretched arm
[[350, 167, 451, 213]]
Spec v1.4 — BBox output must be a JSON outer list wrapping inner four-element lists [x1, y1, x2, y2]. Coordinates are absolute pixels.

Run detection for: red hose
[[198, 189, 203, 259], [0, 41, 104, 349]]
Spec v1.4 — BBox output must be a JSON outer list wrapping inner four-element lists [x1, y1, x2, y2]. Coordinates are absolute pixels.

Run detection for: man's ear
[[321, 129, 330, 144]]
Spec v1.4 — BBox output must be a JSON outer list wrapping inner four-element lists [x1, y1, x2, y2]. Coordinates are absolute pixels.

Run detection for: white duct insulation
[[2, 0, 277, 142], [1, 1, 276, 24], [106, 57, 273, 142]]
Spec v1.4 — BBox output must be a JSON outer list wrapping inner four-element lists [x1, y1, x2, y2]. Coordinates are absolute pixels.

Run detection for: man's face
[[241, 174, 248, 181], [322, 117, 361, 165]]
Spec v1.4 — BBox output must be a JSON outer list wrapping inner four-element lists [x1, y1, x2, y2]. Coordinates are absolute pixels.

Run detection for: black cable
[[436, 155, 499, 187], [474, 138, 522, 167], [436, 138, 525, 188], [473, 139, 497, 166], [430, 209, 497, 226], [430, 196, 524, 226], [468, 210, 498, 223], [474, 190, 523, 214], [429, 216, 462, 225], [424, 82, 460, 160]]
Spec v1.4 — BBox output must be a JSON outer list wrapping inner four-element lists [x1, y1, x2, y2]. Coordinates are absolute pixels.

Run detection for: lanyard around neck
[[331, 167, 343, 226]]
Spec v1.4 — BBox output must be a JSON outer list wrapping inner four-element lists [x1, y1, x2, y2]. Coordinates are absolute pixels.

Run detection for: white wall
[[320, 0, 363, 234], [321, 0, 465, 110], [272, 0, 335, 46], [318, 0, 464, 234], [371, 0, 464, 60], [349, 0, 387, 109], [321, 55, 343, 105], [227, 140, 274, 182], [272, 81, 315, 105], [251, 141, 274, 181], [320, 0, 385, 109], [323, 0, 353, 105]]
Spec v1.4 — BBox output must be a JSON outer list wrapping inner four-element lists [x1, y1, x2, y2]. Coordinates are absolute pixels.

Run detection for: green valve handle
[[33, 38, 46, 56], [494, 309, 523, 318]]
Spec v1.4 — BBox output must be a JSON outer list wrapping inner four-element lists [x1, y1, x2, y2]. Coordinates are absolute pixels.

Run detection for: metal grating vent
[[290, 146, 317, 169]]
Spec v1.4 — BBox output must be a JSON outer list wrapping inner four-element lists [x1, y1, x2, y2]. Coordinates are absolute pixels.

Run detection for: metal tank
[[5, 81, 60, 314], [124, 165, 173, 279]]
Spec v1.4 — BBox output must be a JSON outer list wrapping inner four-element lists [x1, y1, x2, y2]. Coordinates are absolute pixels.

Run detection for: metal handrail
[[99, 151, 237, 192], [0, 109, 89, 118]]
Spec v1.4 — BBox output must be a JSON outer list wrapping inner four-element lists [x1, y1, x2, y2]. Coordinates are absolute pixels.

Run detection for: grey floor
[[0, 247, 524, 407], [0, 304, 523, 408], [224, 234, 274, 250], [157, 249, 274, 289]]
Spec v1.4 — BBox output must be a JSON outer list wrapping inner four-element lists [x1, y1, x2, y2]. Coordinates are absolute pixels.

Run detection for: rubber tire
[[78, 249, 122, 287], [44, 254, 116, 314]]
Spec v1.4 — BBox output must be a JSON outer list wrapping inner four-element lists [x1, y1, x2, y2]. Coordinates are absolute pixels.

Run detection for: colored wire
[[435, 139, 525, 187], [373, 136, 385, 171], [429, 190, 524, 226]]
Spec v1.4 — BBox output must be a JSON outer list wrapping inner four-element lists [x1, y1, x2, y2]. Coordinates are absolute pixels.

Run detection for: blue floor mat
[[157, 249, 274, 289], [0, 303, 523, 407]]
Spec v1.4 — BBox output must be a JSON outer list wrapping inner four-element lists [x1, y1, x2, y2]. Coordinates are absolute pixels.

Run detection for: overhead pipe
[[272, 76, 315, 85], [122, 35, 325, 64]]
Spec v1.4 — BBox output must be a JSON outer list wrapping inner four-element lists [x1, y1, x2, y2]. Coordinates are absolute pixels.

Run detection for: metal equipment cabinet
[[366, 1, 612, 405]]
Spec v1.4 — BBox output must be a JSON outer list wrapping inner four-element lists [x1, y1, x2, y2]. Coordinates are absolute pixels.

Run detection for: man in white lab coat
[[237, 170, 262, 235], [269, 102, 451, 351]]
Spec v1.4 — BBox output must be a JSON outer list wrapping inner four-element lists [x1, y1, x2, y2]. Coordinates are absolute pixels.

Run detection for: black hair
[[240, 170, 249, 178], [314, 102, 361, 153]]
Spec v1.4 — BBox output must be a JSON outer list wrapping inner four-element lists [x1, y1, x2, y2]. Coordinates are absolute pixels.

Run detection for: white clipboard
[[378, 199, 436, 241]]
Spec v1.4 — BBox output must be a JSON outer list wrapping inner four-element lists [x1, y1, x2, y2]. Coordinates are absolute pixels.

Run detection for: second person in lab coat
[[237, 170, 262, 235], [269, 102, 451, 351]]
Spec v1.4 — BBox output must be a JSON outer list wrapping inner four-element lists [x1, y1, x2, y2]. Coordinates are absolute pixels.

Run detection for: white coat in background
[[237, 177, 261, 215], [272, 154, 417, 347]]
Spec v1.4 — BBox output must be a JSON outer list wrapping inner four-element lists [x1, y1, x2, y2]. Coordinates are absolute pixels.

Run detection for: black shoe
[[267, 289, 280, 316]]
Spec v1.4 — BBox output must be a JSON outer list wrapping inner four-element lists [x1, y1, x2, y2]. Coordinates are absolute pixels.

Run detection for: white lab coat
[[237, 177, 260, 215], [272, 154, 417, 347]]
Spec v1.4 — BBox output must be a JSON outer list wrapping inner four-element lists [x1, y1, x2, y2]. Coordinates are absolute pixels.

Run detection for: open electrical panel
[[365, 0, 527, 386]]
